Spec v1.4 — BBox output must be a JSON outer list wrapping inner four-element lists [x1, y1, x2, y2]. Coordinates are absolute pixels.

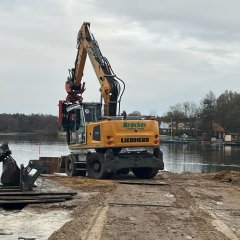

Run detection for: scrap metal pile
[[0, 142, 20, 186], [0, 142, 76, 207]]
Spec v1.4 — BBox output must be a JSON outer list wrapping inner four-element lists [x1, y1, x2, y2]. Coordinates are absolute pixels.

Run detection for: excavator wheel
[[65, 154, 86, 177], [86, 153, 108, 179], [65, 154, 78, 177], [153, 148, 164, 170], [132, 167, 158, 179]]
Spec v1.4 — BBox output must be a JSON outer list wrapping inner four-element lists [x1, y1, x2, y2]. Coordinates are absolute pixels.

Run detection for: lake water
[[162, 142, 240, 173], [0, 133, 240, 173], [0, 134, 68, 172], [1, 134, 239, 239]]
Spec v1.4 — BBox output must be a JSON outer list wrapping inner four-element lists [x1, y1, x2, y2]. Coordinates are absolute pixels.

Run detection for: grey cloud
[[0, 0, 240, 116], [93, 0, 240, 42]]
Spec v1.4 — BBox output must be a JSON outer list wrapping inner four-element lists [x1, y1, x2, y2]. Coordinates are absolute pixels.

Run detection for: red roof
[[212, 122, 225, 132]]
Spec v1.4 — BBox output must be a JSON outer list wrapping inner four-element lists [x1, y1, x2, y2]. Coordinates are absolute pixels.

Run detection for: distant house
[[160, 122, 171, 134], [212, 121, 225, 139], [160, 121, 189, 135], [198, 121, 225, 141], [178, 123, 185, 130]]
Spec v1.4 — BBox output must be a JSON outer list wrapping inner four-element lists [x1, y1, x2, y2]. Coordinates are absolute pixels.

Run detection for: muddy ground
[[45, 171, 240, 240], [1, 172, 239, 239]]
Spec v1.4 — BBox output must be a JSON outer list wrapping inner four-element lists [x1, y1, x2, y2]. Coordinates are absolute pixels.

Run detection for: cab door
[[66, 104, 86, 145]]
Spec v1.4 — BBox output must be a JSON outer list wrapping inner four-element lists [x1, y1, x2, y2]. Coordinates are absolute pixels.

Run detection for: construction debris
[[0, 142, 20, 186], [0, 191, 77, 206], [0, 142, 77, 207], [0, 142, 48, 191], [118, 180, 168, 186]]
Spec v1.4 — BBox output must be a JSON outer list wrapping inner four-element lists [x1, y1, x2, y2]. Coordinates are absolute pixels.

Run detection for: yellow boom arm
[[66, 22, 124, 116]]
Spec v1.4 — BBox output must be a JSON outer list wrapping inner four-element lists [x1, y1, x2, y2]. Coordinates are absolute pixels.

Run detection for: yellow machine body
[[68, 119, 160, 151]]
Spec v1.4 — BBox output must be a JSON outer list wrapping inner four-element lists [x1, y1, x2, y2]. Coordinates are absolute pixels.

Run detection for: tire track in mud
[[49, 192, 111, 240], [83, 206, 108, 240], [170, 179, 237, 240], [48, 173, 240, 240], [101, 176, 232, 240]]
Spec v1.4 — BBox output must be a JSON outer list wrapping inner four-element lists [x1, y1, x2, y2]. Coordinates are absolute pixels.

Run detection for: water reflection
[[0, 134, 240, 174], [0, 134, 68, 173], [0, 133, 64, 144], [162, 143, 240, 173]]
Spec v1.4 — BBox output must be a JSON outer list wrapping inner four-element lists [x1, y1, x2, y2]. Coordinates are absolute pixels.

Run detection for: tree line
[[0, 114, 58, 133], [162, 90, 240, 135], [1, 90, 239, 135]]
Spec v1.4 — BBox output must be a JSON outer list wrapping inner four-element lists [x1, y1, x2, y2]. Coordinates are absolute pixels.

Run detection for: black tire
[[65, 154, 78, 177], [132, 167, 158, 179], [153, 148, 164, 170], [153, 147, 163, 159], [86, 153, 108, 179]]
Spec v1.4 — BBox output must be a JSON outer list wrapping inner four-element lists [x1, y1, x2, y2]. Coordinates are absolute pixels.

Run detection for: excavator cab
[[59, 101, 102, 145]]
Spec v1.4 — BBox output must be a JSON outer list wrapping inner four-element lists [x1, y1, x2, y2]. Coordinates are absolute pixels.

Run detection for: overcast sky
[[0, 0, 240, 116]]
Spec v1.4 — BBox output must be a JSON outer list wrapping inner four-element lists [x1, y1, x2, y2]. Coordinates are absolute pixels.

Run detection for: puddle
[[0, 207, 72, 239]]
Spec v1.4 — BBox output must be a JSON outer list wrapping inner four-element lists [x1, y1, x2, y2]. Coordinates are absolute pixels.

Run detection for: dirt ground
[[47, 171, 240, 240]]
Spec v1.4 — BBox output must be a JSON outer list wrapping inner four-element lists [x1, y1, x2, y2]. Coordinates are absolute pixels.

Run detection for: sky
[[0, 0, 240, 116]]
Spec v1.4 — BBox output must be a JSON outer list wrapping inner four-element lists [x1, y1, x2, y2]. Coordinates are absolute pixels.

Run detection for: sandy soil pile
[[208, 171, 240, 183]]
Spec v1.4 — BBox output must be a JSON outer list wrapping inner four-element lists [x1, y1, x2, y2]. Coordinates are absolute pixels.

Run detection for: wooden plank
[[0, 198, 66, 205], [0, 185, 20, 188], [0, 186, 22, 192], [0, 195, 73, 200], [108, 202, 173, 208], [118, 181, 168, 186], [0, 191, 77, 196], [0, 188, 22, 192]]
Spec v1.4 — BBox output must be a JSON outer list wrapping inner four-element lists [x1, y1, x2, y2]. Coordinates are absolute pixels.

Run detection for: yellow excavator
[[58, 22, 164, 179]]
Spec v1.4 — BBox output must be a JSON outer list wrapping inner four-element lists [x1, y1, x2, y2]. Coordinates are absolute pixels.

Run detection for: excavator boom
[[65, 22, 124, 116]]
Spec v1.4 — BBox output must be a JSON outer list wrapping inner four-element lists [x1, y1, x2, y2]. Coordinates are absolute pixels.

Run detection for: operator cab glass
[[82, 102, 102, 122], [66, 104, 86, 145], [65, 102, 102, 145]]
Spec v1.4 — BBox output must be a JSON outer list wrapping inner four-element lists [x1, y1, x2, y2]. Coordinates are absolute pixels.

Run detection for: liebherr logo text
[[123, 122, 146, 129], [121, 137, 149, 143]]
